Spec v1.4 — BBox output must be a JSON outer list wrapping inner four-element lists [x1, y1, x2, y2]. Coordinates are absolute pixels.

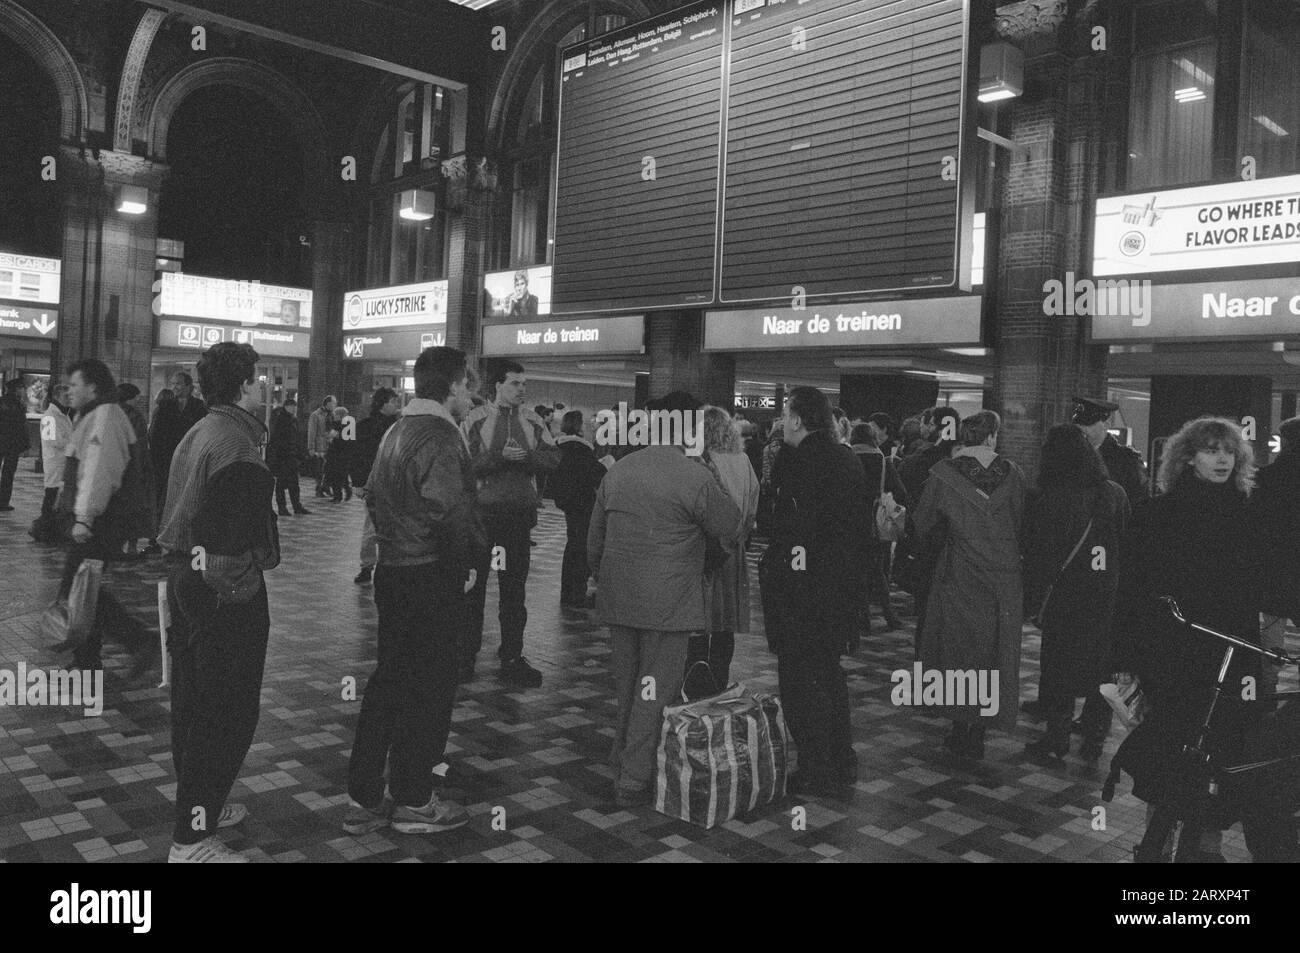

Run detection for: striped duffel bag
[[654, 683, 789, 828]]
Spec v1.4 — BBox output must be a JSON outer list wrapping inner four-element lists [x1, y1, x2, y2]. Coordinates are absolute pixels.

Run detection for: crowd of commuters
[[4, 344, 1299, 863]]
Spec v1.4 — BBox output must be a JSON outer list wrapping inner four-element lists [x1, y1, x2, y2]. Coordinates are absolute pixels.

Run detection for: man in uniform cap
[[1072, 396, 1148, 504]]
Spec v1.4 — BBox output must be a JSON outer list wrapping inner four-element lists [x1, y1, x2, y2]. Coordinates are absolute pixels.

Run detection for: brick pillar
[[990, 49, 1106, 480], [646, 311, 734, 407], [56, 148, 167, 394], [302, 218, 354, 411], [447, 187, 489, 366]]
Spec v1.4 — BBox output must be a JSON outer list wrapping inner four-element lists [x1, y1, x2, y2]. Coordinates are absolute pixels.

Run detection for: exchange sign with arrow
[[0, 304, 58, 339]]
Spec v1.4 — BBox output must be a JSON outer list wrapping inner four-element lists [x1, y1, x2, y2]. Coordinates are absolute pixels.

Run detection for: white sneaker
[[217, 803, 248, 829], [167, 836, 249, 863], [390, 793, 468, 834]]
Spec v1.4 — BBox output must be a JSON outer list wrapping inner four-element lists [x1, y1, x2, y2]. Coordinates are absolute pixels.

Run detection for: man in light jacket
[[306, 394, 336, 497], [57, 360, 147, 671], [587, 391, 744, 807], [31, 384, 72, 542], [158, 342, 280, 863]]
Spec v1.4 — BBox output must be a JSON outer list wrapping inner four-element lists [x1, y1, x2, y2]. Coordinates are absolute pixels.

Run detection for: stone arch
[[144, 56, 331, 200], [349, 73, 408, 182], [113, 7, 169, 153], [0, 0, 90, 142], [485, 0, 653, 154]]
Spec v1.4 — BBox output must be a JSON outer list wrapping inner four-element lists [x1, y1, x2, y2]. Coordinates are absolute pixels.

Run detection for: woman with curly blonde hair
[[1154, 415, 1255, 494], [1113, 416, 1267, 860]]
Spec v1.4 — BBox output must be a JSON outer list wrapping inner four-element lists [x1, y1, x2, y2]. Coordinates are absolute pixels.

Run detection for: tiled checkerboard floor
[[1, 466, 1293, 863]]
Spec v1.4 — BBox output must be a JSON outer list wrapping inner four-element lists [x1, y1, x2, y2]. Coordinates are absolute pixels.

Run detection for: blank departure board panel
[[720, 0, 967, 302], [551, 2, 726, 314], [549, 0, 970, 315]]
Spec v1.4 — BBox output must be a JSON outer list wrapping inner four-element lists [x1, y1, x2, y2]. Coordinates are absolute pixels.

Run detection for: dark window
[[1239, 0, 1300, 177], [1127, 1, 1218, 188]]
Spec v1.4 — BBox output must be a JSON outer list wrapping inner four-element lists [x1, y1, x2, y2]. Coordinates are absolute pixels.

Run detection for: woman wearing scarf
[[913, 410, 1026, 759]]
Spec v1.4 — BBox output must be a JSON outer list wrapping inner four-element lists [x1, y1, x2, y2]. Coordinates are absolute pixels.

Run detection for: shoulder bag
[[874, 456, 907, 542], [1029, 514, 1093, 628]]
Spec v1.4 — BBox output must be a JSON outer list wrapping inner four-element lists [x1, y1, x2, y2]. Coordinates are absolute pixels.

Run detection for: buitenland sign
[[1090, 276, 1300, 342], [1094, 173, 1300, 276], [158, 319, 310, 358], [702, 296, 982, 350]]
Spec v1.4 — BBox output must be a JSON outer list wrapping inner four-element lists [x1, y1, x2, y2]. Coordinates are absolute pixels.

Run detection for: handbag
[[873, 456, 907, 542], [42, 557, 104, 651], [1029, 516, 1093, 627]]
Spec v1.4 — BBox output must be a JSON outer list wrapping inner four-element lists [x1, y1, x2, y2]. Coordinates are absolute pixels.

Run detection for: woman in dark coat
[[324, 406, 353, 502], [913, 411, 1026, 759], [116, 383, 157, 553], [0, 378, 30, 511], [1112, 416, 1269, 860], [550, 410, 607, 607], [849, 423, 909, 631], [266, 398, 308, 516], [1022, 424, 1128, 761], [1251, 415, 1300, 699]]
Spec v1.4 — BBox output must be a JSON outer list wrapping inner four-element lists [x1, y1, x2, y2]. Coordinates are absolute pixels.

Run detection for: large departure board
[[551, 2, 726, 313], [550, 0, 970, 315], [720, 0, 967, 301]]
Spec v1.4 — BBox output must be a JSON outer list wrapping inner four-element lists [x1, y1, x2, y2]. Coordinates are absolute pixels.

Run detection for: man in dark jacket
[[551, 409, 607, 607], [158, 343, 278, 863], [763, 386, 872, 796], [896, 406, 960, 629], [0, 378, 30, 511], [350, 388, 400, 584], [266, 399, 308, 517], [1072, 396, 1149, 504], [150, 371, 207, 518], [1253, 415, 1300, 700], [345, 347, 484, 836]]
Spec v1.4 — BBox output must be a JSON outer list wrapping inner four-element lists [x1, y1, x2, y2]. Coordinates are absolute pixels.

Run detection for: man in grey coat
[[587, 391, 744, 807]]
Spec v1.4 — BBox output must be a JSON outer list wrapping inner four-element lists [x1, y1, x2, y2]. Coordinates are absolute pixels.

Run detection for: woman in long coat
[[1022, 424, 1128, 761], [116, 383, 157, 552], [690, 406, 760, 689], [913, 410, 1026, 758]]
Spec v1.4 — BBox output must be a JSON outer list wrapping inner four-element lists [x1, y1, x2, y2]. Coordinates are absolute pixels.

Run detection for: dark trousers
[[686, 631, 736, 690], [312, 454, 326, 494], [348, 561, 463, 809], [168, 563, 270, 844], [465, 512, 531, 662], [560, 509, 591, 605], [871, 542, 895, 619], [0, 450, 19, 506], [31, 487, 59, 539], [61, 535, 147, 669], [778, 636, 854, 782], [274, 471, 302, 512], [1042, 685, 1113, 743]]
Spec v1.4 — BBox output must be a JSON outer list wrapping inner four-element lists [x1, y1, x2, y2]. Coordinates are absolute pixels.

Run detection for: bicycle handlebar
[[1159, 596, 1300, 667]]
